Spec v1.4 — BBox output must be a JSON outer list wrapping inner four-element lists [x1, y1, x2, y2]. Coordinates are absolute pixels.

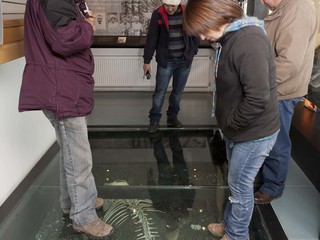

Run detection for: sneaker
[[254, 191, 281, 204], [148, 122, 159, 133], [208, 223, 225, 237], [221, 235, 229, 240], [167, 118, 182, 128], [62, 197, 104, 217], [73, 219, 113, 239], [221, 234, 250, 240]]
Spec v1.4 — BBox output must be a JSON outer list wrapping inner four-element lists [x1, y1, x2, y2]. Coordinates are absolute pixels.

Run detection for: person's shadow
[[147, 132, 195, 240]]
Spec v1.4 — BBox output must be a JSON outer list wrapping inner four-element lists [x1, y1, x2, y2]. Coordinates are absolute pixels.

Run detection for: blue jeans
[[43, 110, 98, 226], [223, 131, 278, 239], [149, 58, 191, 123], [259, 98, 301, 196]]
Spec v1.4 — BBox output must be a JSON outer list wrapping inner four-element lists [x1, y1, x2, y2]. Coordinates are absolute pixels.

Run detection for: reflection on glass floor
[[0, 130, 268, 240]]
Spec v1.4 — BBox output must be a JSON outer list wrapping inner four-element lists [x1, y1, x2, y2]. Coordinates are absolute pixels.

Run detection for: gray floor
[[89, 91, 320, 240], [88, 92, 320, 240], [88, 91, 216, 127], [0, 128, 269, 240], [0, 91, 318, 240], [271, 158, 320, 240]]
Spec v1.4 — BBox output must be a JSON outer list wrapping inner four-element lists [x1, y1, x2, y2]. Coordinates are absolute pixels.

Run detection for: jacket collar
[[215, 17, 265, 78], [265, 0, 290, 20], [157, 4, 184, 29]]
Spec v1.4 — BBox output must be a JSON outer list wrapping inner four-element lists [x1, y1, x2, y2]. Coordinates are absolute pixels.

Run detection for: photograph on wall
[[95, 12, 107, 30], [87, 0, 188, 36]]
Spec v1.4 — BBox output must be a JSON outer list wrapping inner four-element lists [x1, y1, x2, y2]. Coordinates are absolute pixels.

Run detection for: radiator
[[92, 48, 214, 91]]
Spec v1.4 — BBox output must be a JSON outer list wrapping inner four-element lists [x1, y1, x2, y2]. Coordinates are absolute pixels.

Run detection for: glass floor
[[0, 129, 270, 240]]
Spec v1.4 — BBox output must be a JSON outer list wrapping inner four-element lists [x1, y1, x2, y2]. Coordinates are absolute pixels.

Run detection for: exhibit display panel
[[87, 0, 189, 36], [87, 0, 249, 91]]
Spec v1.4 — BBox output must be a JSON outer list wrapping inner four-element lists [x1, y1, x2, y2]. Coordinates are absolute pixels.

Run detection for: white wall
[[0, 58, 55, 206]]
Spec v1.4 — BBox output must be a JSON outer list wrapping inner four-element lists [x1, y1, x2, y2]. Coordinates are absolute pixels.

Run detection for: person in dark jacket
[[18, 0, 113, 238], [143, 0, 199, 133], [183, 0, 280, 239]]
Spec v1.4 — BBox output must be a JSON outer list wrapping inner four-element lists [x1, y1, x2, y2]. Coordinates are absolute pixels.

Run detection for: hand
[[86, 11, 96, 31], [143, 64, 151, 76]]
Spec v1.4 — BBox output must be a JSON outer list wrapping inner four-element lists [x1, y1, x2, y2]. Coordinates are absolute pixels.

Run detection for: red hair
[[183, 0, 243, 36]]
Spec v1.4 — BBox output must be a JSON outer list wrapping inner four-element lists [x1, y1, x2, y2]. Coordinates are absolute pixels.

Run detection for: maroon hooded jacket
[[19, 0, 95, 118]]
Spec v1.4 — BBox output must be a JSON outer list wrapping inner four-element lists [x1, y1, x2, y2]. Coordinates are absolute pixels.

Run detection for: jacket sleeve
[[229, 33, 272, 131], [143, 11, 160, 64], [40, 0, 93, 57], [192, 36, 200, 55], [274, 6, 317, 86]]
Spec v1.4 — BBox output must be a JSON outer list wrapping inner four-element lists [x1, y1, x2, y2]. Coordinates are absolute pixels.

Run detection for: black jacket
[[215, 26, 280, 141], [143, 4, 199, 68]]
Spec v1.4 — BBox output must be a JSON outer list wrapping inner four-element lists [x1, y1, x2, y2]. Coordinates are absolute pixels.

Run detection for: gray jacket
[[264, 0, 319, 100]]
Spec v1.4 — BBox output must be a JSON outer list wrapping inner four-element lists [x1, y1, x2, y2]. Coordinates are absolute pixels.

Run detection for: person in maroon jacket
[[18, 0, 113, 238]]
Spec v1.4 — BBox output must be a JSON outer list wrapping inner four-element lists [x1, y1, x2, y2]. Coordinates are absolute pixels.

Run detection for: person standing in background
[[108, 14, 121, 34], [18, 0, 113, 238], [254, 0, 319, 204], [143, 0, 199, 133], [183, 0, 280, 239], [120, 17, 131, 35], [130, 15, 143, 36]]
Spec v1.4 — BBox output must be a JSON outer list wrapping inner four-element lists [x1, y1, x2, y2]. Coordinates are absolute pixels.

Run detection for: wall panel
[[0, 0, 26, 64]]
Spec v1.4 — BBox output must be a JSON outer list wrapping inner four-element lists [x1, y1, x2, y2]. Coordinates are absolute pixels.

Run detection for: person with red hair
[[183, 0, 280, 239]]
